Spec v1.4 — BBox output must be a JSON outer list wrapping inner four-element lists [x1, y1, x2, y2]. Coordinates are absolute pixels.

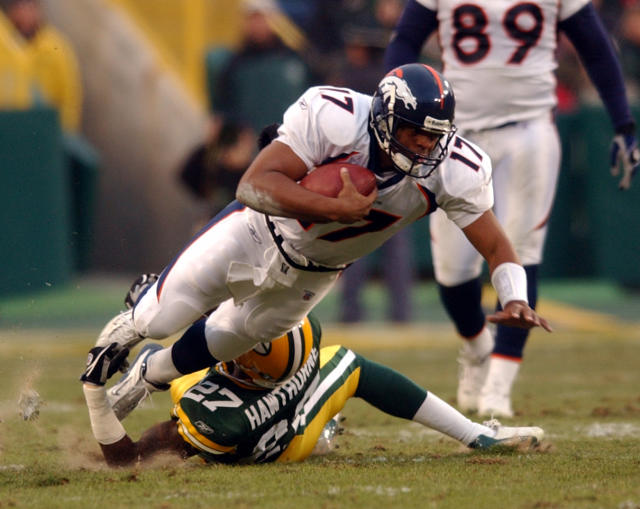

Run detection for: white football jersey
[[415, 0, 590, 130], [272, 85, 493, 267]]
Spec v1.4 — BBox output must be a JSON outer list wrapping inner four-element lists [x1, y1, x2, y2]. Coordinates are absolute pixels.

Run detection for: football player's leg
[[97, 202, 251, 356], [353, 349, 544, 450], [278, 345, 360, 462], [133, 204, 256, 340], [430, 209, 492, 411], [479, 117, 560, 417], [431, 208, 486, 338], [107, 206, 274, 416], [144, 258, 340, 395], [281, 346, 527, 458], [353, 351, 492, 445]]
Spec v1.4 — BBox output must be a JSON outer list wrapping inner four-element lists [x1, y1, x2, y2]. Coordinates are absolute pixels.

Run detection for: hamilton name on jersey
[[244, 346, 320, 431]]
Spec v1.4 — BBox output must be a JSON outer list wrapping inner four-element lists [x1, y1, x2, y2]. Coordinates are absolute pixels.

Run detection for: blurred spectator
[[555, 35, 587, 113], [206, 0, 313, 134], [329, 24, 387, 92], [179, 117, 256, 230], [1, 0, 97, 272], [554, 1, 640, 109], [0, 0, 82, 132]]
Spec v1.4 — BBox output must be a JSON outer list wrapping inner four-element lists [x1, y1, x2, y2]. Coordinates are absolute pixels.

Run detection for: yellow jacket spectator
[[0, 0, 82, 132]]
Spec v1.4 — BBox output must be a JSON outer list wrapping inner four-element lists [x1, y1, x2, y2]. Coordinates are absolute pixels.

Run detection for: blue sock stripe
[[171, 319, 218, 374]]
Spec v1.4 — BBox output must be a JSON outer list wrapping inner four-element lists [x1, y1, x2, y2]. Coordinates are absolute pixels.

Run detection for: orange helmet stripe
[[421, 64, 445, 109]]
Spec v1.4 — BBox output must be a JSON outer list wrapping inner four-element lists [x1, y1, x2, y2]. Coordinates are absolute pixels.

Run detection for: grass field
[[1, 277, 640, 508]]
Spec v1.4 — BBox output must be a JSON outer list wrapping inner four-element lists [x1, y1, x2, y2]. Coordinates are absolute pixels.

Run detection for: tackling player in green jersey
[[82, 313, 544, 467]]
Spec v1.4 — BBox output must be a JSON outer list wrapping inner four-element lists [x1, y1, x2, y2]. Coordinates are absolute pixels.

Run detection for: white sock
[[462, 326, 494, 361], [413, 392, 494, 445], [143, 346, 182, 386], [482, 356, 520, 396]]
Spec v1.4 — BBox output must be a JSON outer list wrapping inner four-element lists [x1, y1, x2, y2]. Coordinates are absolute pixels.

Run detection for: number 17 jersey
[[272, 85, 494, 267]]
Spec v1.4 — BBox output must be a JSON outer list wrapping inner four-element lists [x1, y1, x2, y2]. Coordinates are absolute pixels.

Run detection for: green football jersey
[[174, 317, 322, 464]]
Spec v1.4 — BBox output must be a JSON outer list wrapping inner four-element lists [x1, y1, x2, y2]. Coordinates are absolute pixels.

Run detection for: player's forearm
[[483, 243, 528, 307], [237, 141, 348, 222], [99, 436, 138, 467], [236, 175, 341, 222], [84, 383, 194, 467], [83, 383, 136, 466], [100, 421, 196, 467], [462, 211, 521, 271]]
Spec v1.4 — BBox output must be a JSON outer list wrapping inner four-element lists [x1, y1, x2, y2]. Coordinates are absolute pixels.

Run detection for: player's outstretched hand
[[80, 343, 130, 386], [335, 167, 377, 223], [610, 131, 640, 190], [487, 301, 552, 332]]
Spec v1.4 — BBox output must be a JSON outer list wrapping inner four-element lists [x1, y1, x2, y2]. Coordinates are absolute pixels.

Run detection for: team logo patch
[[380, 76, 417, 111], [253, 342, 271, 356], [302, 290, 315, 301], [194, 420, 214, 435]]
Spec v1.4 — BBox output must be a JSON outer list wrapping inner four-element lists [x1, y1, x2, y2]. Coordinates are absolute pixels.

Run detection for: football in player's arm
[[87, 64, 550, 432], [82, 314, 544, 467]]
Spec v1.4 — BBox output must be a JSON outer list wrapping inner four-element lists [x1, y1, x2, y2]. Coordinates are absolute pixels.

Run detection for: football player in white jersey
[[81, 312, 544, 467], [85, 63, 550, 414], [385, 1, 639, 417]]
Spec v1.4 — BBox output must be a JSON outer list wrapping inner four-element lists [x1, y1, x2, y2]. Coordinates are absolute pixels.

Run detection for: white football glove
[[610, 132, 640, 190]]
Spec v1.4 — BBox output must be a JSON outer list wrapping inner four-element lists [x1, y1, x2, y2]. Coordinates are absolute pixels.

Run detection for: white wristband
[[491, 262, 528, 308], [83, 384, 127, 445]]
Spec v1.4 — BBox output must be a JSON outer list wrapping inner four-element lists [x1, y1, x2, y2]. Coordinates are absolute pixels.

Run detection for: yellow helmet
[[234, 317, 314, 388]]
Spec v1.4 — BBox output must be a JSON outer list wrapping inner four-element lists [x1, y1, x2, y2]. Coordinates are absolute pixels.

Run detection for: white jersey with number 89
[[416, 0, 590, 130]]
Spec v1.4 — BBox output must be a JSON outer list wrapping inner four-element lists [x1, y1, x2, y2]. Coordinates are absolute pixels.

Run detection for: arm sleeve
[[560, 3, 635, 132], [383, 0, 438, 71]]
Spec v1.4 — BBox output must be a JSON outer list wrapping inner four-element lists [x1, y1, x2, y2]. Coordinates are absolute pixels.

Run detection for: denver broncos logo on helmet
[[379, 75, 418, 111], [234, 317, 314, 389], [370, 63, 457, 178]]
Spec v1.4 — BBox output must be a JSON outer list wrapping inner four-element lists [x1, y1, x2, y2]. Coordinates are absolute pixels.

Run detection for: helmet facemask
[[370, 64, 457, 179]]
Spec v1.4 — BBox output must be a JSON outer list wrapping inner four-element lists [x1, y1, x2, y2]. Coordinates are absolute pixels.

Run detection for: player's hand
[[335, 167, 377, 223], [487, 301, 552, 332], [80, 343, 130, 385], [610, 132, 640, 190]]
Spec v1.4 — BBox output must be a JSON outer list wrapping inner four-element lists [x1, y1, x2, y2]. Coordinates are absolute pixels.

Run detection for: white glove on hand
[[610, 133, 640, 190]]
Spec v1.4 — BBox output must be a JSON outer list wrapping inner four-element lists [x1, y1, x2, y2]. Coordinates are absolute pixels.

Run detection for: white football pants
[[132, 205, 340, 360], [431, 113, 561, 286]]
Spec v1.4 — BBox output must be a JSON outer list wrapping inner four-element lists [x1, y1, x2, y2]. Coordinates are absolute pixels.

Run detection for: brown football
[[299, 163, 376, 198]]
